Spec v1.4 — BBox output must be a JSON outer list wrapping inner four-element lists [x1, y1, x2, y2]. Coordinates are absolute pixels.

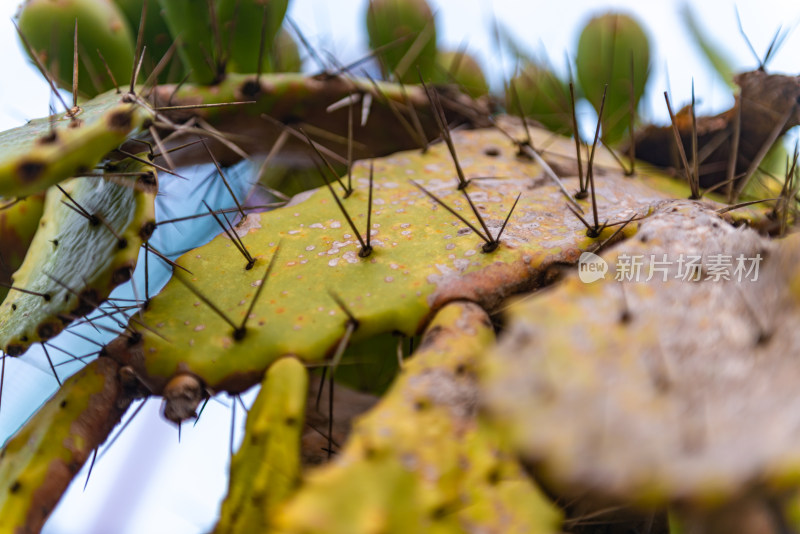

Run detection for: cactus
[[0, 1, 799, 533]]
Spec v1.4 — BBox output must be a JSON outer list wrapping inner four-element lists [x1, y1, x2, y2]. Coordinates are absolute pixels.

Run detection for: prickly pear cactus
[[1, 1, 799, 533]]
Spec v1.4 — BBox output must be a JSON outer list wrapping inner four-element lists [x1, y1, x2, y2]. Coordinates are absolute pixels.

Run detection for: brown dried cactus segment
[[0, 159, 156, 357], [0, 357, 128, 534], [214, 357, 308, 534], [0, 193, 46, 303], [0, 90, 150, 198], [107, 123, 679, 397], [272, 302, 561, 533], [480, 201, 800, 507]]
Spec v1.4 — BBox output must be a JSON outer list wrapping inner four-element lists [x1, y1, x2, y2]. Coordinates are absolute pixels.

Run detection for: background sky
[[1, 1, 799, 533]]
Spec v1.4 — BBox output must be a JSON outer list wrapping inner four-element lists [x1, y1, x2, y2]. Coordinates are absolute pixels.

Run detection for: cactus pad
[[273, 301, 561, 533], [0, 357, 128, 534], [0, 90, 150, 198], [480, 201, 800, 505], [0, 160, 156, 356]]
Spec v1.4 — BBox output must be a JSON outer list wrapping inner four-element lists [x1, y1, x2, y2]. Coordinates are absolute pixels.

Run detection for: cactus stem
[[586, 85, 607, 234], [569, 82, 585, 191]]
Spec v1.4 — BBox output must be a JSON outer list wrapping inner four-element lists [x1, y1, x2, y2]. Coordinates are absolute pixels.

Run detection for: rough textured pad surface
[[0, 90, 149, 198], [481, 201, 800, 505], [0, 193, 46, 302], [107, 123, 689, 396], [215, 357, 308, 534], [0, 161, 156, 356], [0, 357, 127, 534], [273, 301, 561, 534]]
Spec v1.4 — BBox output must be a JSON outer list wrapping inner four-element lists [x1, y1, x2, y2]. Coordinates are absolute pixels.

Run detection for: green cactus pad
[[0, 193, 46, 303], [0, 89, 150, 198], [0, 357, 128, 534], [156, 0, 218, 84], [576, 12, 651, 145], [509, 62, 572, 135], [366, 0, 437, 83], [0, 160, 156, 356], [106, 121, 697, 398], [273, 301, 561, 533], [435, 50, 489, 97], [217, 0, 289, 75], [214, 356, 308, 534], [480, 202, 800, 506], [113, 0, 181, 83], [16, 0, 136, 97]]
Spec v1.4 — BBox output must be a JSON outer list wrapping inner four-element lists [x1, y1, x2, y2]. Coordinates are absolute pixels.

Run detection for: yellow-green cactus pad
[[107, 122, 693, 397], [273, 301, 561, 533], [0, 160, 156, 356], [214, 356, 308, 534], [0, 193, 46, 303], [0, 90, 150, 198], [481, 201, 800, 506], [0, 357, 128, 534]]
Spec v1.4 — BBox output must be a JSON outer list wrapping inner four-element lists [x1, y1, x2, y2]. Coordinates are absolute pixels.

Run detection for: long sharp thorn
[[143, 40, 178, 93], [117, 149, 186, 179], [207, 0, 223, 75], [327, 371, 334, 459], [144, 244, 193, 274], [732, 104, 794, 201], [174, 273, 239, 331], [587, 85, 607, 233], [690, 80, 700, 199], [72, 19, 79, 111], [569, 82, 585, 191], [96, 49, 120, 93], [419, 78, 468, 189], [131, 46, 147, 93], [83, 448, 98, 491], [229, 393, 236, 459], [365, 161, 374, 253], [56, 184, 95, 221], [328, 290, 359, 327], [130, 0, 148, 93], [97, 399, 146, 461], [202, 201, 252, 267], [663, 92, 694, 197], [286, 17, 328, 73], [347, 97, 354, 193], [492, 192, 521, 248], [311, 158, 370, 254], [149, 126, 175, 171], [0, 354, 5, 415], [144, 241, 150, 304], [567, 204, 596, 234], [256, 5, 269, 83], [0, 282, 51, 300], [298, 127, 350, 195], [460, 187, 492, 243], [410, 180, 491, 244], [14, 21, 70, 113], [41, 344, 61, 386], [153, 101, 255, 112], [315, 367, 327, 411], [735, 7, 761, 67], [726, 99, 742, 202], [194, 397, 210, 427], [238, 245, 281, 336], [201, 139, 245, 219], [628, 54, 636, 175], [361, 92, 373, 127], [509, 76, 532, 147]]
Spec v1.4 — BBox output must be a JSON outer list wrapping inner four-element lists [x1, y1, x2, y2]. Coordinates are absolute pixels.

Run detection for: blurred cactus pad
[[0, 0, 799, 533]]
